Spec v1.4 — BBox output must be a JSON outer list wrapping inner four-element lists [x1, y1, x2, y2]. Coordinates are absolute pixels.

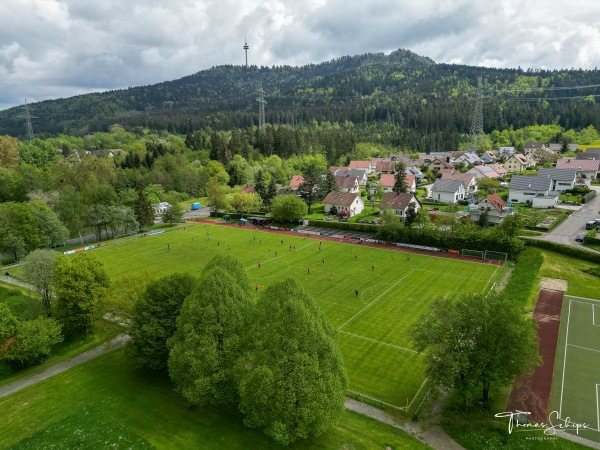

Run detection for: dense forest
[[2, 48, 600, 152]]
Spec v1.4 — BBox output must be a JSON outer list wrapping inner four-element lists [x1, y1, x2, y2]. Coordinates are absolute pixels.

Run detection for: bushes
[[582, 190, 597, 204], [522, 238, 600, 264], [502, 247, 544, 307], [308, 220, 379, 234]]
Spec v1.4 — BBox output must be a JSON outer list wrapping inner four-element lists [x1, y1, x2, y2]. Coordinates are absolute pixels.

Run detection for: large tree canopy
[[168, 257, 252, 407], [20, 249, 57, 317], [129, 272, 197, 372], [237, 277, 347, 445], [411, 292, 540, 406]]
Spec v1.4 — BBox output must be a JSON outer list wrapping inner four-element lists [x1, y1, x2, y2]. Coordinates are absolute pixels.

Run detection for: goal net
[[461, 249, 484, 259], [484, 250, 508, 262]]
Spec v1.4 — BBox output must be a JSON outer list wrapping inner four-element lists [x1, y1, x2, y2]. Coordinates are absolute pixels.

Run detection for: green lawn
[[0, 349, 429, 450], [550, 296, 600, 444], [85, 222, 501, 412]]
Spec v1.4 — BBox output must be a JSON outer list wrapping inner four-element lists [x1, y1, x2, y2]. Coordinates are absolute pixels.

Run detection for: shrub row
[[209, 211, 265, 219], [522, 238, 600, 264], [585, 228, 600, 246], [582, 190, 597, 204], [377, 226, 524, 258], [307, 220, 379, 234]]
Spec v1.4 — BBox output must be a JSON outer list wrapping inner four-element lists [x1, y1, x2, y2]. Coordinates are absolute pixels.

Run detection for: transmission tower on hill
[[257, 83, 266, 130], [18, 99, 36, 142], [469, 79, 484, 151], [243, 37, 249, 67]]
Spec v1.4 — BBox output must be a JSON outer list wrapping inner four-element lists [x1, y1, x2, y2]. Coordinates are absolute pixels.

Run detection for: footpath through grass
[[0, 348, 429, 450], [89, 222, 501, 412]]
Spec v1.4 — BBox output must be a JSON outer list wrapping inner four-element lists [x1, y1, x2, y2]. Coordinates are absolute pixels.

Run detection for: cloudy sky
[[1, 0, 600, 110]]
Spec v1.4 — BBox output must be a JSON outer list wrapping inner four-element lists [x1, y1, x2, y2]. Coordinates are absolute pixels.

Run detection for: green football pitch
[[551, 295, 600, 443], [92, 222, 502, 412]]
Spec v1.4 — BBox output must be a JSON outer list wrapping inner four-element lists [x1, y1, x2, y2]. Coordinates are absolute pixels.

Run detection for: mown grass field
[[91, 221, 502, 411], [0, 349, 430, 450]]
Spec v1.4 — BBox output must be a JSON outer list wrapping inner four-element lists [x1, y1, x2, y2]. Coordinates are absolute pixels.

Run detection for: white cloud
[[0, 0, 599, 110]]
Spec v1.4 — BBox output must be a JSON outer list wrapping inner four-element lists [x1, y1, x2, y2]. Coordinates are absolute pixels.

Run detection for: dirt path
[[0, 333, 129, 399], [345, 398, 464, 450]]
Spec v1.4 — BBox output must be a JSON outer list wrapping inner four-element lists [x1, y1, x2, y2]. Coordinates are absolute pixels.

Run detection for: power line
[[16, 99, 36, 142]]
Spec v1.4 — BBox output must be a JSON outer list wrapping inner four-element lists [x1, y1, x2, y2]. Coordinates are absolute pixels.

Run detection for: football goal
[[484, 250, 508, 262], [461, 249, 484, 259]]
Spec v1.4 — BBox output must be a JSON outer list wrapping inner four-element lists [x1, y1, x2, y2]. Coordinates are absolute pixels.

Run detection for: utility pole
[[18, 99, 36, 142], [469, 78, 484, 151]]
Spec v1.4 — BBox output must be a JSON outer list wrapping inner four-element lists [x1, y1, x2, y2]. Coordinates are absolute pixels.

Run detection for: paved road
[[534, 186, 600, 248]]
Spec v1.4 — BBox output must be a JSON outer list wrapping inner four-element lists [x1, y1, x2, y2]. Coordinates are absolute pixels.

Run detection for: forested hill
[[2, 47, 600, 147]]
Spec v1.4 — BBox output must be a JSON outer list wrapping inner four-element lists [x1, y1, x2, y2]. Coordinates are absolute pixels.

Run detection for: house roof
[[575, 152, 600, 160], [441, 172, 475, 186], [290, 175, 304, 188], [336, 169, 367, 179], [375, 160, 396, 173], [323, 191, 361, 207], [470, 165, 501, 178], [329, 166, 348, 173], [431, 179, 465, 193], [488, 163, 507, 175], [405, 174, 416, 187], [537, 168, 577, 181], [349, 160, 371, 170], [479, 193, 506, 212], [547, 143, 562, 152], [240, 184, 255, 194], [509, 175, 552, 191], [525, 142, 545, 149], [513, 153, 528, 164], [334, 175, 359, 189], [379, 174, 395, 187], [455, 152, 483, 165], [429, 158, 452, 169], [556, 158, 600, 172], [379, 192, 419, 211]]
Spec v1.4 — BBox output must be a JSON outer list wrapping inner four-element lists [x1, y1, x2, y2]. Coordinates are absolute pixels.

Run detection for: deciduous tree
[[237, 277, 347, 445], [411, 292, 540, 407], [20, 250, 57, 317], [270, 195, 307, 222], [129, 273, 197, 371], [54, 253, 110, 335], [168, 256, 251, 406]]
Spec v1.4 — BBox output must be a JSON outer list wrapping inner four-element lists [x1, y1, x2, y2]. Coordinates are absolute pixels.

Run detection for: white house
[[334, 174, 360, 193], [503, 153, 529, 172], [537, 168, 576, 192], [323, 191, 365, 217], [470, 193, 511, 226], [481, 151, 497, 163], [556, 158, 600, 183], [335, 169, 368, 185], [348, 160, 373, 174], [467, 165, 502, 179], [379, 192, 421, 220], [508, 175, 556, 206], [454, 152, 483, 167], [153, 202, 171, 217], [431, 179, 466, 203], [441, 172, 477, 195], [498, 146, 515, 158]]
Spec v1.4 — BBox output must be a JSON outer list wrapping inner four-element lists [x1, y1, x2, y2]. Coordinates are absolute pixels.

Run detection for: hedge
[[307, 220, 379, 234], [582, 190, 597, 204], [585, 228, 600, 246], [522, 238, 600, 264], [209, 211, 265, 219]]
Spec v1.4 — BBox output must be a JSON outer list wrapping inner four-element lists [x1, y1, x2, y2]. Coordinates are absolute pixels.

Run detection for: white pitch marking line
[[338, 258, 430, 330], [347, 389, 406, 411], [339, 330, 421, 354], [596, 384, 600, 433], [567, 344, 600, 354], [560, 299, 572, 418], [408, 377, 429, 410]]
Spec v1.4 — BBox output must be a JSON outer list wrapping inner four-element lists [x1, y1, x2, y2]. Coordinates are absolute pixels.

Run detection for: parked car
[[585, 221, 598, 230], [575, 234, 585, 242]]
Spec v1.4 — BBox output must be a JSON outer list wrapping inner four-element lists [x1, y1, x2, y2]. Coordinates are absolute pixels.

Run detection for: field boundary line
[[408, 377, 429, 410], [339, 331, 421, 354], [567, 344, 600, 354], [411, 268, 491, 282], [338, 257, 430, 330], [565, 295, 600, 303], [594, 304, 599, 327], [347, 389, 405, 411], [597, 384, 600, 432], [559, 298, 572, 418]]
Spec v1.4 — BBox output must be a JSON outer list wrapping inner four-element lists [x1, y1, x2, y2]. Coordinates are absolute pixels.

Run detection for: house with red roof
[[470, 193, 512, 226], [348, 160, 373, 174], [290, 175, 304, 190], [556, 158, 600, 183], [440, 172, 477, 195]]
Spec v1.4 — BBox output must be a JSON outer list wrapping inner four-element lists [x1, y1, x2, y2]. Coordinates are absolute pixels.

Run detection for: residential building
[[556, 158, 600, 182], [348, 160, 372, 174], [441, 172, 477, 195], [470, 193, 511, 226], [508, 175, 556, 206], [467, 165, 502, 179], [323, 192, 365, 217], [290, 175, 304, 190], [334, 175, 360, 193], [503, 153, 529, 172], [379, 192, 421, 220], [335, 169, 368, 185], [498, 147, 515, 158], [537, 168, 576, 192], [431, 179, 466, 203]]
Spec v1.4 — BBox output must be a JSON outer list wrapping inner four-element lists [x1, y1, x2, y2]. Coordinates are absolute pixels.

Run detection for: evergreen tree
[[134, 190, 155, 230], [298, 164, 326, 213], [393, 161, 408, 193]]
